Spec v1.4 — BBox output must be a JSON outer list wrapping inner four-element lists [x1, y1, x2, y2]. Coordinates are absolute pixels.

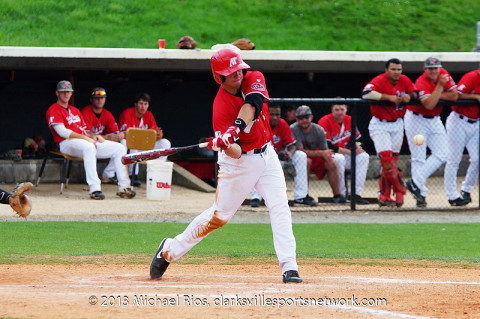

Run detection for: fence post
[[350, 100, 357, 210]]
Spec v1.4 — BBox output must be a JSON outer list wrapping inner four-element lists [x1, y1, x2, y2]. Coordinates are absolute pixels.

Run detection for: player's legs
[[154, 138, 171, 161], [102, 159, 116, 180], [444, 113, 467, 200], [404, 110, 428, 196], [461, 121, 479, 194], [162, 150, 265, 262], [255, 144, 298, 273], [291, 150, 308, 200], [59, 139, 101, 193], [333, 154, 346, 196], [249, 188, 262, 201], [344, 152, 370, 196], [95, 141, 131, 189]]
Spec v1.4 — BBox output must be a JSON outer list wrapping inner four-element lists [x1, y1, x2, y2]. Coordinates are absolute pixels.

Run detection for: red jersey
[[363, 73, 416, 121], [408, 68, 456, 117], [46, 103, 87, 144], [454, 70, 480, 119], [271, 118, 295, 152], [118, 107, 158, 132], [81, 105, 120, 135], [317, 113, 360, 148], [212, 70, 272, 152]]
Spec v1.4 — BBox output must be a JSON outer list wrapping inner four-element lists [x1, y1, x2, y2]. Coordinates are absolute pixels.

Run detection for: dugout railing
[[269, 97, 480, 211]]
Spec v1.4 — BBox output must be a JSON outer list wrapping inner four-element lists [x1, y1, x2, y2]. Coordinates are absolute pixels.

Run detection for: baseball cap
[[91, 87, 107, 97], [56, 80, 73, 92], [296, 105, 312, 117], [424, 57, 442, 68]]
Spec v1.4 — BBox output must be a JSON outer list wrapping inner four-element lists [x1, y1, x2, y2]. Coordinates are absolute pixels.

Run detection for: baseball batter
[[404, 57, 457, 207], [250, 104, 315, 207], [46, 80, 135, 200], [444, 69, 480, 206], [150, 48, 302, 284], [362, 58, 417, 207], [81, 87, 124, 184], [118, 93, 171, 181], [318, 102, 370, 204]]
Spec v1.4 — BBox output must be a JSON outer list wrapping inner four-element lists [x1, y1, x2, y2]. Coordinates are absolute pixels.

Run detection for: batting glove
[[220, 126, 240, 147], [206, 137, 228, 152]]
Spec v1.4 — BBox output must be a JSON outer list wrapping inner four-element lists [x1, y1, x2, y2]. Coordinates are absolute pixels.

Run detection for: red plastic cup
[[158, 39, 166, 49]]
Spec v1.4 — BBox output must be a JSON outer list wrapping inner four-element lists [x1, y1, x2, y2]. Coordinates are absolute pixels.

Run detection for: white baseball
[[414, 134, 425, 146]]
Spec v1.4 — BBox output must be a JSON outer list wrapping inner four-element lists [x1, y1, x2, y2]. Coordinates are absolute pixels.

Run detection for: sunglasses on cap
[[296, 115, 310, 120], [92, 90, 106, 97]]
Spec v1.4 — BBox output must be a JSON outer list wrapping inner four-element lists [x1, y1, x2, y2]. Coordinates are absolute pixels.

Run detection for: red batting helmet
[[210, 49, 250, 84]]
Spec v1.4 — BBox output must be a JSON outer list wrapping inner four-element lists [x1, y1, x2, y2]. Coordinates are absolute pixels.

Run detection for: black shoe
[[150, 238, 170, 279], [131, 179, 141, 187], [282, 270, 303, 283], [332, 194, 349, 204], [116, 188, 136, 199], [449, 197, 470, 206], [89, 191, 105, 200], [351, 194, 370, 205], [294, 195, 317, 206], [416, 197, 427, 207], [406, 179, 423, 202], [461, 191, 472, 204], [250, 198, 261, 207]]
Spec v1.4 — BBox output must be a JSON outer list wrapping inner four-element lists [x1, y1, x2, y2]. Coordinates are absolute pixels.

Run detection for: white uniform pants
[[59, 139, 130, 193], [162, 143, 299, 274], [103, 138, 171, 177], [444, 111, 479, 200], [339, 152, 370, 196], [251, 150, 308, 201], [368, 117, 404, 154], [404, 110, 448, 196]]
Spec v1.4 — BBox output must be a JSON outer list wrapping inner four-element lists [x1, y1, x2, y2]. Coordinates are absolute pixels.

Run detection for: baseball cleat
[[448, 197, 470, 206], [250, 198, 261, 207], [294, 195, 317, 206], [150, 238, 170, 279], [406, 179, 423, 202], [332, 194, 349, 204], [89, 191, 105, 200], [101, 176, 117, 184], [461, 191, 472, 204], [416, 197, 427, 207], [116, 188, 136, 199], [282, 270, 303, 283]]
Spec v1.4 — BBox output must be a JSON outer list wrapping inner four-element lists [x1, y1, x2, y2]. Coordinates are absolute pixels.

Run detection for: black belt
[[381, 119, 397, 123], [459, 114, 478, 124], [412, 112, 435, 119], [242, 144, 268, 154]]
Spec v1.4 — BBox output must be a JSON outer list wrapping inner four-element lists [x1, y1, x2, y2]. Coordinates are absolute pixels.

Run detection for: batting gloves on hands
[[206, 137, 228, 151], [206, 126, 241, 152]]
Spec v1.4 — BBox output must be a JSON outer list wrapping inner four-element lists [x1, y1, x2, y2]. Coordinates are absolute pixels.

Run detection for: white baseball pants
[[444, 111, 479, 200], [368, 117, 404, 154], [339, 152, 370, 196], [59, 139, 130, 193], [162, 143, 299, 274]]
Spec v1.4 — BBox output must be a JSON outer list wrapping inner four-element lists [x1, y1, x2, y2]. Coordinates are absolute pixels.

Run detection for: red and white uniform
[[118, 106, 171, 174], [318, 114, 369, 197], [363, 73, 416, 153], [404, 68, 456, 196], [162, 70, 299, 274], [46, 103, 130, 193], [81, 105, 120, 136], [444, 70, 479, 200], [251, 118, 309, 201]]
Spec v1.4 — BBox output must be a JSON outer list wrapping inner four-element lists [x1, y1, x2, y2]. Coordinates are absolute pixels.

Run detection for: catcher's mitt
[[9, 182, 33, 217], [176, 36, 197, 49]]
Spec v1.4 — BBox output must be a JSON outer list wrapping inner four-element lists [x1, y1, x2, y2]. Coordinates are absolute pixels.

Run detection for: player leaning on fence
[[362, 58, 417, 208]]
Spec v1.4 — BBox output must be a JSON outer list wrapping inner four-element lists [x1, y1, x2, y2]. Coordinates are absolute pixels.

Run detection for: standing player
[[150, 48, 303, 284], [404, 57, 457, 207], [444, 68, 480, 206], [362, 58, 417, 207], [81, 87, 125, 184], [250, 104, 316, 207], [46, 80, 135, 200], [318, 102, 370, 204], [118, 92, 171, 185]]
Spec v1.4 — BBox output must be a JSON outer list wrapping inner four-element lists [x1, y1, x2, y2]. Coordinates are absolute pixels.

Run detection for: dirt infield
[[1, 262, 479, 318]]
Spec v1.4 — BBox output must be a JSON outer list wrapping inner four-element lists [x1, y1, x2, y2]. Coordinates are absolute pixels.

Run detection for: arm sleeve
[[327, 140, 339, 153], [52, 124, 73, 139], [244, 92, 264, 119]]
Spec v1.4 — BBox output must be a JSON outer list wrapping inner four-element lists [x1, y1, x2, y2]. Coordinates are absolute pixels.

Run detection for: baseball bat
[[121, 142, 209, 165]]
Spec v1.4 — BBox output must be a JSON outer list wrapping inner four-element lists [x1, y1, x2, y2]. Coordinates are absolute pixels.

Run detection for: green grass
[[0, 0, 479, 51], [1, 222, 479, 264]]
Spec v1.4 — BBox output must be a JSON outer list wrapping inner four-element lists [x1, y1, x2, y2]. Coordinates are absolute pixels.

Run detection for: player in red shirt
[[249, 104, 315, 207], [81, 87, 124, 184], [362, 58, 417, 207], [118, 92, 171, 185], [46, 81, 135, 200], [404, 57, 457, 207], [150, 49, 302, 284], [318, 102, 370, 204], [443, 69, 480, 206]]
